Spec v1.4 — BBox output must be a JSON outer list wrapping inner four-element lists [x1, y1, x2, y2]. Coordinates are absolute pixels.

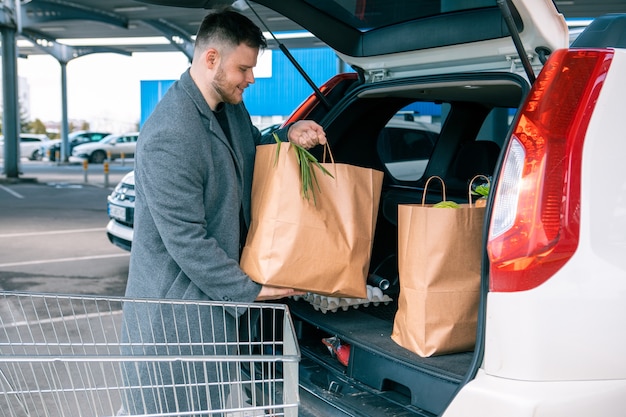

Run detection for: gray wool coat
[[125, 68, 283, 307], [120, 69, 285, 415]]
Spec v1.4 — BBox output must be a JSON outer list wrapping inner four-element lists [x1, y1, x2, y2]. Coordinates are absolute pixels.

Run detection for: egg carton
[[293, 285, 393, 314]]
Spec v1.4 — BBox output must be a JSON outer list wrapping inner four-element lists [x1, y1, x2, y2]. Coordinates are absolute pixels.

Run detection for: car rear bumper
[[443, 369, 626, 417]]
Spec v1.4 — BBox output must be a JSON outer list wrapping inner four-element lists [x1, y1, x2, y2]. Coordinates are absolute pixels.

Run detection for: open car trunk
[[280, 69, 529, 416], [238, 2, 565, 410]]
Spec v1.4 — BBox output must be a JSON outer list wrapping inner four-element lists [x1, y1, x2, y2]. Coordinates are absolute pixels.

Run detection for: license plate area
[[108, 204, 127, 222]]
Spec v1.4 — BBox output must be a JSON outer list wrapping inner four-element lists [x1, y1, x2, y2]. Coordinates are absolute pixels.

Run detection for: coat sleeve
[[258, 123, 293, 145]]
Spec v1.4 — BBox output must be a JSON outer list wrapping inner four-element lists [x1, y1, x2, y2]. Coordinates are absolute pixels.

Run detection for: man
[[120, 8, 326, 415]]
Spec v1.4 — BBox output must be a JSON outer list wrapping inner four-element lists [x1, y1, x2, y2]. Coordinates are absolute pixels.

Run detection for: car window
[[476, 107, 517, 148], [377, 104, 445, 182], [377, 104, 513, 183], [383, 128, 435, 161], [90, 133, 108, 141], [308, 0, 497, 31], [115, 135, 138, 143]]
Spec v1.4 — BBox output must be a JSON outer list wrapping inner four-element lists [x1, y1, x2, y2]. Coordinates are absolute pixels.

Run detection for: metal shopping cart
[[0, 291, 300, 417]]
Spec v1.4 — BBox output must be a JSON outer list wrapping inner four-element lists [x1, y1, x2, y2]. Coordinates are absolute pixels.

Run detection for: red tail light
[[488, 49, 613, 292]]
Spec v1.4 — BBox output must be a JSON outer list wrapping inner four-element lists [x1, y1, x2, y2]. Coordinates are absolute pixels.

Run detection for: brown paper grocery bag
[[240, 142, 384, 298], [391, 176, 487, 357]]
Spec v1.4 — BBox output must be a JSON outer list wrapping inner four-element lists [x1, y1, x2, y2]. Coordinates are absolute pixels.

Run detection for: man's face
[[212, 43, 258, 105]]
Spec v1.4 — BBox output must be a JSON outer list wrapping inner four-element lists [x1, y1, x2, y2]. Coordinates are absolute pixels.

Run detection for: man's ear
[[205, 48, 219, 69]]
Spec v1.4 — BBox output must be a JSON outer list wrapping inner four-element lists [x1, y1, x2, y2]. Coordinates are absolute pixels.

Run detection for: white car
[[0, 133, 50, 160], [69, 132, 139, 164], [106, 170, 134, 252], [125, 1, 626, 416], [19, 134, 50, 160], [40, 130, 112, 162]]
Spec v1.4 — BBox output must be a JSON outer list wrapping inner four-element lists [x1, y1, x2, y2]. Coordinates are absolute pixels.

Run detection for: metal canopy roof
[[13, 0, 626, 59], [15, 0, 318, 59]]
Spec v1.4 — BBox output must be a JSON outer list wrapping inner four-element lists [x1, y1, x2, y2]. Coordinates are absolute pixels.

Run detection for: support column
[[60, 62, 69, 162], [1, 25, 20, 178]]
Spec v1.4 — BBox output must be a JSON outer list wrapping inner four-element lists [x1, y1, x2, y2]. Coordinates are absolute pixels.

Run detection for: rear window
[[377, 104, 444, 181], [306, 0, 497, 31], [378, 104, 513, 183]]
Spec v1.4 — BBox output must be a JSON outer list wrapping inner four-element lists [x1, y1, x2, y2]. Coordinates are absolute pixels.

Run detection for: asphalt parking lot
[[1, 160, 329, 417], [0, 160, 133, 296]]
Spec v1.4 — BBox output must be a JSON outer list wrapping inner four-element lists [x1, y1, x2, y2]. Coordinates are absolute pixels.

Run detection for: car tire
[[91, 150, 106, 164], [29, 150, 40, 160]]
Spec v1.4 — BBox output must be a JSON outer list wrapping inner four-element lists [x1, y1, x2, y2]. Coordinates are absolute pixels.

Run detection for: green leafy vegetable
[[472, 184, 490, 197], [433, 200, 460, 208], [273, 133, 334, 204]]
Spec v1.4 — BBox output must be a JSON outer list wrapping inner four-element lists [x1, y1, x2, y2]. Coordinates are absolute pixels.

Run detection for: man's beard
[[212, 66, 242, 105]]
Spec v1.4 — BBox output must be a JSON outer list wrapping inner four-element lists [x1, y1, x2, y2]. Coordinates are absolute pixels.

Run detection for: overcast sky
[[17, 48, 275, 133], [17, 52, 191, 132]]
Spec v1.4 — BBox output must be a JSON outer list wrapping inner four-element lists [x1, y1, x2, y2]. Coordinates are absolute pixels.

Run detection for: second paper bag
[[391, 177, 485, 357], [240, 142, 384, 298]]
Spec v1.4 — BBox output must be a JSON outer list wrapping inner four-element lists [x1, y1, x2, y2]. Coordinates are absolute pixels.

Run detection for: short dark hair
[[195, 8, 267, 52]]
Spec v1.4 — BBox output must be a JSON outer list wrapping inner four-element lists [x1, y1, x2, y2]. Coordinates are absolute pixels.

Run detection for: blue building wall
[[140, 48, 340, 128], [243, 48, 340, 116], [139, 48, 440, 127], [140, 79, 175, 127]]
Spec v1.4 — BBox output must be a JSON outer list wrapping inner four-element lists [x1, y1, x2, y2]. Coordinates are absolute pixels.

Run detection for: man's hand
[[288, 120, 327, 149], [256, 285, 305, 301]]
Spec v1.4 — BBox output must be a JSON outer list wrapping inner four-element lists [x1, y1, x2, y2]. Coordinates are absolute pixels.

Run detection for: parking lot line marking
[[0, 227, 105, 239], [0, 253, 129, 268], [4, 310, 123, 328], [0, 185, 24, 199]]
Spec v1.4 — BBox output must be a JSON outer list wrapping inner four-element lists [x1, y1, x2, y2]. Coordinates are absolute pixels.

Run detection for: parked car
[[0, 133, 50, 160], [259, 122, 283, 136], [40, 130, 111, 161], [106, 170, 135, 252], [19, 133, 50, 160], [116, 2, 626, 416], [70, 132, 139, 164]]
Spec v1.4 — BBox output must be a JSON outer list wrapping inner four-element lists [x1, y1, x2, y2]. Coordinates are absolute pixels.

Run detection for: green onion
[[273, 133, 334, 204]]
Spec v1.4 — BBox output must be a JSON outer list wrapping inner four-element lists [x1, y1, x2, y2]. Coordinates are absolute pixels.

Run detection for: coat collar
[[179, 69, 227, 142]]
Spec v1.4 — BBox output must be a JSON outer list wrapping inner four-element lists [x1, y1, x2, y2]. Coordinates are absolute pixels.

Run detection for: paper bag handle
[[321, 143, 335, 165], [422, 176, 446, 206], [468, 174, 490, 207]]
